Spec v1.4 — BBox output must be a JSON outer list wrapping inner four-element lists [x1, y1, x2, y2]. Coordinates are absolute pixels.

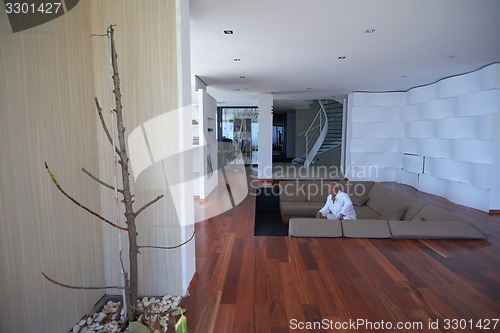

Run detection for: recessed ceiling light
[[233, 58, 241, 62], [401, 75, 407, 78], [448, 55, 456, 59], [224, 30, 234, 35], [338, 56, 346, 59], [365, 29, 376, 33], [239, 76, 246, 79]]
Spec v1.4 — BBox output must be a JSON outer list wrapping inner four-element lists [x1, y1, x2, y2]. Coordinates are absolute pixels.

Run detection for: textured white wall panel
[[437, 70, 481, 99], [347, 64, 500, 211], [418, 138, 453, 158], [418, 174, 450, 199], [351, 122, 404, 138], [407, 83, 438, 104], [405, 120, 435, 138], [421, 98, 456, 120], [350, 138, 399, 153], [424, 157, 472, 184], [452, 139, 494, 164], [435, 117, 477, 139], [400, 104, 421, 121], [398, 138, 419, 155], [448, 182, 490, 212], [351, 92, 406, 107], [456, 90, 500, 117], [403, 154, 424, 173], [480, 63, 500, 90], [351, 106, 400, 122], [472, 163, 494, 190], [401, 170, 419, 188], [476, 114, 495, 140], [350, 152, 403, 167]]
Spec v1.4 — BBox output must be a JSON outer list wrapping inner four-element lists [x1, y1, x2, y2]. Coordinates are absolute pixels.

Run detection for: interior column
[[258, 93, 273, 180]]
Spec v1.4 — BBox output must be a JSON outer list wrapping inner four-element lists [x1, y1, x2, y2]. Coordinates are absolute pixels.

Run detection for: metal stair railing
[[303, 101, 328, 167]]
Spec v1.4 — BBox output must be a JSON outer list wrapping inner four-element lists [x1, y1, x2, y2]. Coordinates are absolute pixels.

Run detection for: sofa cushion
[[279, 180, 306, 202], [305, 180, 330, 202], [280, 201, 323, 217], [411, 204, 470, 222], [374, 190, 427, 220], [342, 220, 392, 238], [289, 218, 343, 237], [389, 220, 488, 239], [351, 194, 369, 207], [353, 206, 381, 219], [366, 183, 391, 213], [379, 206, 406, 220]]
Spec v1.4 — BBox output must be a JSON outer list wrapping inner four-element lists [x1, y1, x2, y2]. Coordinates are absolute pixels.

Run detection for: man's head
[[327, 182, 340, 196]]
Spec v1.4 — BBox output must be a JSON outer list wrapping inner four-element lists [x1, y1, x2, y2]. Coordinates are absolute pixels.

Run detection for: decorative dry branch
[[95, 97, 120, 155], [45, 162, 128, 231], [82, 167, 124, 193], [138, 230, 195, 250], [44, 26, 194, 326], [42, 272, 125, 290], [135, 195, 164, 217]]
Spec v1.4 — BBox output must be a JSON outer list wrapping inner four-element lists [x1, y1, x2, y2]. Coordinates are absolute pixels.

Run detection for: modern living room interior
[[2, 1, 500, 332]]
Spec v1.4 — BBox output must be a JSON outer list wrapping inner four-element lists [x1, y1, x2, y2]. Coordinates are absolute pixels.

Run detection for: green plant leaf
[[171, 307, 186, 316], [175, 314, 187, 333], [129, 321, 150, 333]]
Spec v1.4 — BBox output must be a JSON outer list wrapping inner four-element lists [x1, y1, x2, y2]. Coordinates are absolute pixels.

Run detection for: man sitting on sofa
[[315, 182, 357, 220]]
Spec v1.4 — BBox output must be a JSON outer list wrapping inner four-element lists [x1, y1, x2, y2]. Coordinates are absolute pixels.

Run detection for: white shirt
[[319, 191, 357, 220]]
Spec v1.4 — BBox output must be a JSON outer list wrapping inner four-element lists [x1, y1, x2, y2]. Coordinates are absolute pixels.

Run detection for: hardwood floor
[[185, 167, 500, 332]]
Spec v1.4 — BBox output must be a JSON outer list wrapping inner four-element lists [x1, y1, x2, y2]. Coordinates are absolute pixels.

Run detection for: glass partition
[[220, 107, 259, 165]]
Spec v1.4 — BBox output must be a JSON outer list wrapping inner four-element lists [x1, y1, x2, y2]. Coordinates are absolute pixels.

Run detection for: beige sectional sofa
[[279, 180, 488, 239]]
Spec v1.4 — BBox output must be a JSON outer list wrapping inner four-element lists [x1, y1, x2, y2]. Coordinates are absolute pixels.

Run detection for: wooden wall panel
[[89, 0, 194, 296], [0, 2, 105, 332]]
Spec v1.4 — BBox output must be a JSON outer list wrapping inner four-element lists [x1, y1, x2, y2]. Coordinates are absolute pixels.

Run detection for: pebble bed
[[71, 295, 182, 333]]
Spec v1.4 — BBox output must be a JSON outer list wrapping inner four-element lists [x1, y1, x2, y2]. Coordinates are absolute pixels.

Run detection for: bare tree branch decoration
[[82, 167, 124, 193], [45, 162, 128, 231], [43, 25, 194, 325]]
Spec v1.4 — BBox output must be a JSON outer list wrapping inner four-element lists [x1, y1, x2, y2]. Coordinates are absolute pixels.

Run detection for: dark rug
[[254, 187, 289, 236]]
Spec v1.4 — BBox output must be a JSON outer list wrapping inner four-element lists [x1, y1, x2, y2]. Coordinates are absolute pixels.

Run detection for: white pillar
[[258, 93, 273, 179]]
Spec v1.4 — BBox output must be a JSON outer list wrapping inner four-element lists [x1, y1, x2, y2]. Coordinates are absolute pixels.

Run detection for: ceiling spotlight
[[448, 55, 456, 59], [365, 29, 376, 33], [239, 76, 246, 79], [224, 30, 234, 35], [307, 87, 312, 90], [338, 56, 346, 59], [233, 58, 241, 62], [401, 75, 407, 78]]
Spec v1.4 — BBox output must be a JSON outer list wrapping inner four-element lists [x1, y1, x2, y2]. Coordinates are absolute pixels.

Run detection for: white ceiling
[[190, 0, 500, 110]]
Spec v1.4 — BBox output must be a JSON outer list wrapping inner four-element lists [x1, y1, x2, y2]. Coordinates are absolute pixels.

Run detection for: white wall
[[198, 89, 218, 199], [345, 64, 500, 212]]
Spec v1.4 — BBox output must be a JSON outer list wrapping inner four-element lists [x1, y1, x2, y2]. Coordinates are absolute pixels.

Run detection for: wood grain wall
[[0, 2, 105, 331], [89, 0, 195, 297], [0, 0, 194, 331]]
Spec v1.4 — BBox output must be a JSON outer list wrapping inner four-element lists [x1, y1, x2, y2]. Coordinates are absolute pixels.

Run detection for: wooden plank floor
[[186, 167, 500, 332]]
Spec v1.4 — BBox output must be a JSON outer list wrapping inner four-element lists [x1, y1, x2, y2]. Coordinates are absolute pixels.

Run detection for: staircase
[[293, 99, 343, 167]]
